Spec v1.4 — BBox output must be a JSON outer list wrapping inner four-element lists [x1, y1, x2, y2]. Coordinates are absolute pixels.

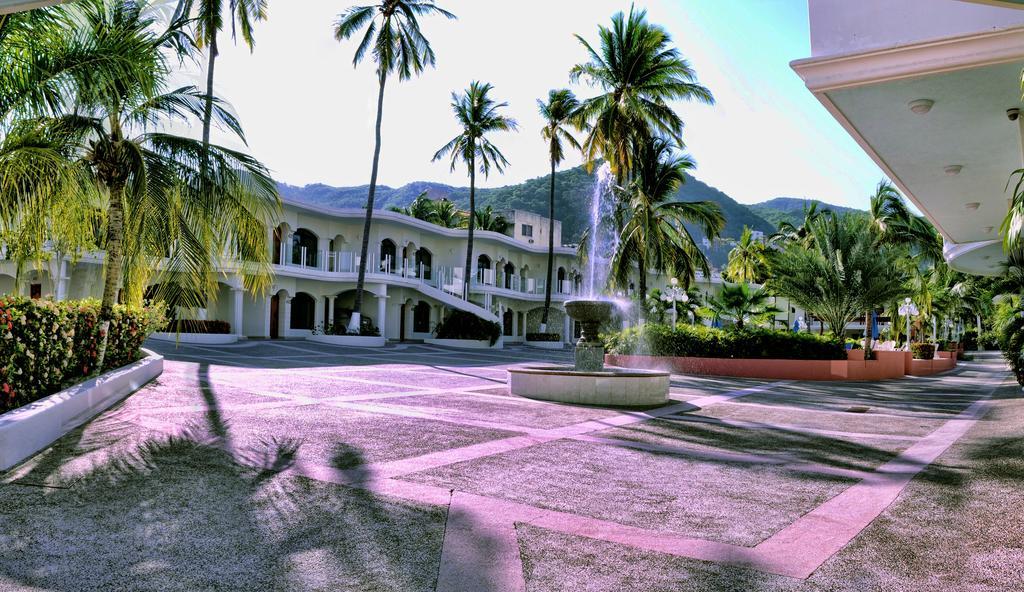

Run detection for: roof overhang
[[0, 0, 65, 14], [792, 25, 1024, 276]]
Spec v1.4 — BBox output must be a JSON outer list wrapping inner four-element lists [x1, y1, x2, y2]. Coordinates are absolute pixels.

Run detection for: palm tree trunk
[[462, 154, 476, 300], [864, 310, 873, 356], [202, 32, 218, 148], [637, 252, 647, 322], [541, 157, 555, 331], [351, 71, 388, 332], [94, 183, 125, 373]]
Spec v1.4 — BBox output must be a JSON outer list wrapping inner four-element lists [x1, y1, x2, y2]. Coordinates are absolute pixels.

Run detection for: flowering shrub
[[602, 323, 846, 360], [0, 297, 165, 412], [433, 310, 501, 345]]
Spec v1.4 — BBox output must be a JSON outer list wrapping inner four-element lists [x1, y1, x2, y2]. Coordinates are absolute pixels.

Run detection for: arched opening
[[0, 274, 15, 296], [503, 261, 515, 290], [292, 229, 318, 267], [380, 239, 397, 273], [503, 309, 514, 336], [290, 292, 316, 330], [416, 247, 433, 280], [333, 289, 379, 333], [272, 225, 283, 264], [413, 300, 431, 333], [557, 267, 567, 294]]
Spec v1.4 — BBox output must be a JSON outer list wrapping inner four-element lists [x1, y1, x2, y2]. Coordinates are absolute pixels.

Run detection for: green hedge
[[999, 315, 1024, 385], [526, 332, 561, 342], [166, 319, 231, 334], [603, 323, 846, 360], [434, 310, 501, 345], [911, 343, 935, 360], [0, 297, 165, 413]]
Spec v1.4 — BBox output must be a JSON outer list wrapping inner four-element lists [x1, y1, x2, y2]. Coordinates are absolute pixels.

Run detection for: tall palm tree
[[869, 180, 941, 260], [537, 88, 581, 331], [433, 81, 517, 299], [51, 0, 279, 367], [610, 136, 723, 304], [387, 191, 433, 220], [335, 0, 455, 331], [707, 283, 780, 330], [767, 202, 826, 247], [173, 0, 266, 151], [570, 5, 712, 183], [725, 226, 767, 284], [431, 198, 462, 229]]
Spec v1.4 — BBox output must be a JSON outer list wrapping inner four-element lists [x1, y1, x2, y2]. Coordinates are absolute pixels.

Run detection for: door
[[269, 294, 280, 339], [399, 303, 407, 342]]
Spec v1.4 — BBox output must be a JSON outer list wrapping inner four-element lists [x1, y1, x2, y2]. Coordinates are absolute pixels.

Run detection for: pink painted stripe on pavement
[[436, 492, 527, 592], [752, 386, 999, 579]]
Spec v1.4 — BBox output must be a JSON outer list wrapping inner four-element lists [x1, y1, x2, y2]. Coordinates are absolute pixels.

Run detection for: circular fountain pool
[[508, 365, 670, 407]]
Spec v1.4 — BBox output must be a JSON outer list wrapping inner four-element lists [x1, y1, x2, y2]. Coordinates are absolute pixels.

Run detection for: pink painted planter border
[[606, 349, 955, 381]]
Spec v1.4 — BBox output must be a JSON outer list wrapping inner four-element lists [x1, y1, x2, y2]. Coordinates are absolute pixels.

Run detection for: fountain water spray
[[586, 162, 616, 298]]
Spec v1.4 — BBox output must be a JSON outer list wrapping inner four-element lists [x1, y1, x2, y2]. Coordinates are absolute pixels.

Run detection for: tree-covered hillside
[[750, 197, 862, 229]]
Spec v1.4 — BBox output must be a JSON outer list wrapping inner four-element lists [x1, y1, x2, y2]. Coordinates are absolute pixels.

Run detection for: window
[[30, 283, 41, 299], [291, 229, 318, 267], [290, 293, 316, 330], [521, 224, 533, 237]]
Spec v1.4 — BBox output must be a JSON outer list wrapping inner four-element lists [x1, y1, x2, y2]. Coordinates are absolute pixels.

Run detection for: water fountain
[[507, 164, 669, 408]]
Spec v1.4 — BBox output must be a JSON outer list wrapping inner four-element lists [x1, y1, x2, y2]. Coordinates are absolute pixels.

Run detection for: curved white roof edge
[[0, 0, 65, 14]]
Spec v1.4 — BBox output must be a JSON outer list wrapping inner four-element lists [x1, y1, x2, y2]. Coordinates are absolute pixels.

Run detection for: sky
[[193, 0, 889, 209]]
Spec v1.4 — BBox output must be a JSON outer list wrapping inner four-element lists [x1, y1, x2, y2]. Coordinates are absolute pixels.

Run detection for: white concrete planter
[[307, 334, 386, 348], [424, 338, 503, 350], [149, 332, 239, 345], [525, 340, 566, 350], [0, 349, 164, 472]]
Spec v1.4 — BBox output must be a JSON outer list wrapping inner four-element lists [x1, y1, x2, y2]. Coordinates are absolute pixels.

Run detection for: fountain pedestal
[[507, 299, 670, 408]]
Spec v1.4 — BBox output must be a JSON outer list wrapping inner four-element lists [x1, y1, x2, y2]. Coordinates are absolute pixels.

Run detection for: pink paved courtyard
[[1, 341, 1021, 591]]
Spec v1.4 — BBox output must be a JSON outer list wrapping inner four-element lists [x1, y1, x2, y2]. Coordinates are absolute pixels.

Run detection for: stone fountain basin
[[508, 365, 670, 408]]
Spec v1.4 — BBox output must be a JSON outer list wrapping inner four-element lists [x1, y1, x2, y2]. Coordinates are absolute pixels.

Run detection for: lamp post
[[898, 297, 918, 351], [660, 278, 688, 331]]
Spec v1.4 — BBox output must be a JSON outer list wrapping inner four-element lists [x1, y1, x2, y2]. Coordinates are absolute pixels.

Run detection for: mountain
[[750, 197, 863, 229], [278, 170, 869, 269]]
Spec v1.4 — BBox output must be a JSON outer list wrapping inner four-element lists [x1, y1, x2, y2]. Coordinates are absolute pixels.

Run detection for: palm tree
[[388, 191, 433, 219], [610, 137, 723, 305], [570, 5, 712, 183], [433, 81, 517, 299], [537, 88, 581, 331], [869, 180, 941, 260], [767, 202, 825, 247], [173, 0, 266, 151], [770, 213, 908, 336], [335, 0, 455, 331], [51, 0, 279, 367], [707, 283, 780, 330], [724, 226, 767, 284], [463, 205, 508, 233], [0, 6, 155, 273], [431, 198, 462, 229]]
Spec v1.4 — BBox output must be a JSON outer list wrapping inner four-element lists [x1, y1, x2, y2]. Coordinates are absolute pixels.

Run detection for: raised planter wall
[[909, 356, 957, 376], [0, 349, 164, 471], [606, 349, 928, 382], [307, 334, 386, 348], [149, 332, 239, 345], [424, 338, 503, 350]]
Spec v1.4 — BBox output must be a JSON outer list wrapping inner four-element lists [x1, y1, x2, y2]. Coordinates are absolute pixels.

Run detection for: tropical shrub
[[845, 339, 863, 350], [0, 297, 165, 412], [526, 332, 561, 342], [166, 319, 231, 334], [999, 315, 1024, 385], [433, 310, 502, 345], [980, 330, 1001, 351], [602, 323, 846, 360], [314, 319, 380, 337], [960, 329, 979, 351], [910, 343, 936, 360]]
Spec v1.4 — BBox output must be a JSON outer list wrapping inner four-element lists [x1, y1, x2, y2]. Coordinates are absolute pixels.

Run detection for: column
[[326, 296, 335, 329], [512, 308, 518, 339], [377, 294, 387, 337], [283, 297, 292, 337], [232, 287, 244, 338], [263, 295, 272, 338], [563, 313, 571, 344]]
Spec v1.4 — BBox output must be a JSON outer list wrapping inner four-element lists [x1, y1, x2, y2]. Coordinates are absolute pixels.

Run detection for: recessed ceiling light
[[965, 202, 981, 211], [909, 99, 934, 114], [944, 165, 963, 176]]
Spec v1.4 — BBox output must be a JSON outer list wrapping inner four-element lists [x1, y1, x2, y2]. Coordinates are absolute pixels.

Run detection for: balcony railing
[[272, 247, 580, 301]]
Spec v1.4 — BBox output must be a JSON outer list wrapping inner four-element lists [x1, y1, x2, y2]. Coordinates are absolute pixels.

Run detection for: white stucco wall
[[809, 0, 1024, 57]]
